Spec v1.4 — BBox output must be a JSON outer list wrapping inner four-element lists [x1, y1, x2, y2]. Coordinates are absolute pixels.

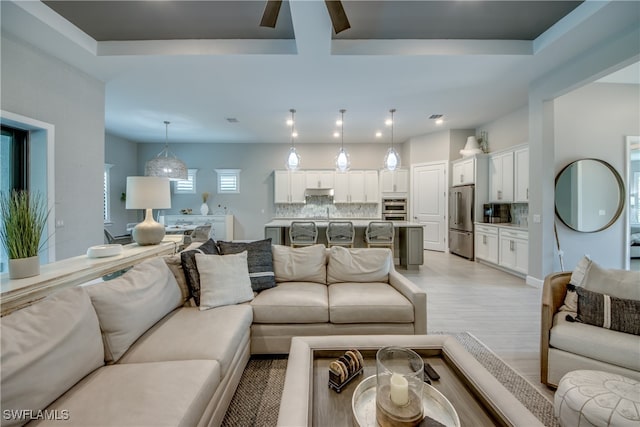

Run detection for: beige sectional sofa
[[541, 258, 640, 388], [1, 243, 425, 426]]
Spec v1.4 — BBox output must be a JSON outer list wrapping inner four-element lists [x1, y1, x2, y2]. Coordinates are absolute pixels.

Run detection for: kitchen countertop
[[475, 222, 528, 231], [265, 219, 424, 227]]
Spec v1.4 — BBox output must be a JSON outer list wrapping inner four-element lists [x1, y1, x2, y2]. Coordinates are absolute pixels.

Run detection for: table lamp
[[126, 176, 171, 245]]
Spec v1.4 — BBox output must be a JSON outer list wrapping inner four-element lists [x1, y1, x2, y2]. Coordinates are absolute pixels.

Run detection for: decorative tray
[[87, 244, 123, 258], [351, 375, 460, 427]]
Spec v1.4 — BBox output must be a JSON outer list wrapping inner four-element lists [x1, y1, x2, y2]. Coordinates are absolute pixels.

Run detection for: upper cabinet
[[514, 147, 529, 203], [305, 170, 334, 189], [334, 170, 379, 203], [489, 151, 514, 202], [274, 170, 306, 204], [451, 158, 475, 185], [380, 169, 409, 194]]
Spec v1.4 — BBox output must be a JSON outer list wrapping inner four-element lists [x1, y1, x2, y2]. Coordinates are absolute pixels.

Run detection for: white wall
[[477, 106, 529, 152], [553, 82, 640, 270], [405, 130, 452, 165], [1, 35, 105, 259], [105, 133, 139, 236]]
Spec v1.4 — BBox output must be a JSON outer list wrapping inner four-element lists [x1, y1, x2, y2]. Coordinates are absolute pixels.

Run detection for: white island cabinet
[[474, 223, 528, 277]]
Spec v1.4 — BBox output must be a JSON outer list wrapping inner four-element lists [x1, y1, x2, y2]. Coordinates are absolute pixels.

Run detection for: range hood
[[305, 188, 334, 197]]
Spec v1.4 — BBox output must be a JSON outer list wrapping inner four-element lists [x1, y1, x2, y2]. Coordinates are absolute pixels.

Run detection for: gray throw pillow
[[217, 238, 276, 292], [180, 238, 218, 305], [576, 286, 640, 335]]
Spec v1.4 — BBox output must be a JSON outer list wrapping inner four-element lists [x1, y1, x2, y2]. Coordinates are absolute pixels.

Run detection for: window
[[174, 169, 198, 194], [1, 125, 29, 193], [215, 169, 241, 194], [103, 164, 113, 223]]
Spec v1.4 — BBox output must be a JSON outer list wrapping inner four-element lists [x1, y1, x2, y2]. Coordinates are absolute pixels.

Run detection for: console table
[[0, 238, 181, 316]]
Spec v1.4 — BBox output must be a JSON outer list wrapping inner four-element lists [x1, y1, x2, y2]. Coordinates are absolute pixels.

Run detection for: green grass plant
[[0, 190, 50, 259]]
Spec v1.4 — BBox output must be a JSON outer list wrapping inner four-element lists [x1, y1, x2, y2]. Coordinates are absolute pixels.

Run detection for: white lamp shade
[[335, 148, 351, 172], [126, 177, 171, 209], [286, 147, 301, 170], [145, 155, 188, 181], [464, 136, 481, 150], [384, 147, 401, 171]]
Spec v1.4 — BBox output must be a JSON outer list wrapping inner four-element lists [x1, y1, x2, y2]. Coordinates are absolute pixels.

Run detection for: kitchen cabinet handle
[[460, 174, 463, 183], [393, 184, 397, 192], [526, 188, 529, 199], [498, 190, 502, 200], [483, 235, 487, 244], [510, 240, 514, 251]]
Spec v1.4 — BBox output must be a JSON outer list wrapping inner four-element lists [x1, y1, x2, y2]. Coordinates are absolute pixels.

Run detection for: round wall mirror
[[555, 159, 624, 232]]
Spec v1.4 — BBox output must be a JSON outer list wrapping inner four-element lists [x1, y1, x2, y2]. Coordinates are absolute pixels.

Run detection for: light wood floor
[[399, 250, 555, 400]]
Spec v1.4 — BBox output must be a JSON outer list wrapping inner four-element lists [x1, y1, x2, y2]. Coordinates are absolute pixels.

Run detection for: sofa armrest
[[540, 271, 571, 386], [388, 269, 427, 334]]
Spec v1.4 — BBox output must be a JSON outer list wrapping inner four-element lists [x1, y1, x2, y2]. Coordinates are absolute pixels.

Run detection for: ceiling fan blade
[[260, 0, 283, 28], [325, 0, 351, 34]]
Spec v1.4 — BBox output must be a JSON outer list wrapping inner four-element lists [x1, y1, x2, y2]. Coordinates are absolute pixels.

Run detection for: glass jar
[[376, 346, 424, 427]]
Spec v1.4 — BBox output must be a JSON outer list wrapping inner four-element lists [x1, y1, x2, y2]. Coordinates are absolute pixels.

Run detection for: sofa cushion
[[119, 305, 252, 377], [576, 286, 640, 335], [197, 252, 254, 310], [550, 313, 640, 371], [180, 238, 219, 306], [251, 282, 329, 323], [218, 239, 276, 292], [33, 360, 220, 427], [0, 287, 104, 427], [328, 282, 414, 324], [570, 256, 640, 301], [164, 254, 191, 303], [327, 247, 392, 284], [272, 244, 327, 284], [87, 257, 183, 363]]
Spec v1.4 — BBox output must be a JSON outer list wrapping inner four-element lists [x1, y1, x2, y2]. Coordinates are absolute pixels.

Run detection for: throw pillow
[[576, 286, 640, 335], [569, 256, 640, 300], [217, 238, 276, 292], [164, 254, 191, 303], [180, 238, 218, 305], [327, 246, 392, 284], [272, 244, 327, 283], [196, 252, 254, 310]]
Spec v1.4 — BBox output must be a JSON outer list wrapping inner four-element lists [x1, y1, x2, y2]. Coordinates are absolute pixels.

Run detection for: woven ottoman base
[[554, 370, 640, 427]]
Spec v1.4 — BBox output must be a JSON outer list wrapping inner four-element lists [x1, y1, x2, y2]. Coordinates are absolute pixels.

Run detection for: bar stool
[[365, 221, 395, 254], [326, 221, 355, 248], [289, 221, 318, 247]]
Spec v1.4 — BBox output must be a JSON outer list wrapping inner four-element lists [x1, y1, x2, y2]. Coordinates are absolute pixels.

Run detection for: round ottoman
[[554, 370, 640, 427]]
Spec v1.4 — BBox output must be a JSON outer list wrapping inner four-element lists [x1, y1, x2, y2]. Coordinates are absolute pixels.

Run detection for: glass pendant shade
[[384, 147, 401, 171], [145, 121, 188, 181], [286, 146, 301, 170], [335, 147, 350, 172]]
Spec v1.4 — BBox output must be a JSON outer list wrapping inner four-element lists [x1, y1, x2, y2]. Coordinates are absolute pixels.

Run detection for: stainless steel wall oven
[[382, 198, 407, 221]]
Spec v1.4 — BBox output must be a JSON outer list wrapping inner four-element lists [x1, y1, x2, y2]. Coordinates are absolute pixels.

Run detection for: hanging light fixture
[[145, 121, 188, 181], [335, 109, 350, 172], [285, 109, 301, 170], [383, 108, 401, 171]]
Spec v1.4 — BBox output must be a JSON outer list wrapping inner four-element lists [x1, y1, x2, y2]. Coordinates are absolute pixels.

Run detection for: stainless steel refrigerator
[[449, 184, 474, 260]]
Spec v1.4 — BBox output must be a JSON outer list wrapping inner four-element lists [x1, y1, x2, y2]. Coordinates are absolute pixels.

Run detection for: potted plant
[[200, 192, 210, 216], [0, 190, 50, 279]]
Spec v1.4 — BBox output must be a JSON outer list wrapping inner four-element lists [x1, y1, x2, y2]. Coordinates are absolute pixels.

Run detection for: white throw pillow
[[197, 251, 254, 310], [87, 257, 183, 363]]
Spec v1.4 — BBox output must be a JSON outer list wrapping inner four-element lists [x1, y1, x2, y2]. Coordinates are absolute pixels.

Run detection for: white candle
[[389, 373, 409, 406]]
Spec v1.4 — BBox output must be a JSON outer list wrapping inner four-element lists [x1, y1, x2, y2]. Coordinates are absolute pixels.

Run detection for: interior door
[[412, 162, 447, 252]]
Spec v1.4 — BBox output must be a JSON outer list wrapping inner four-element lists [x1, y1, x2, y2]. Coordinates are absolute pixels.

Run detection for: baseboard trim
[[526, 275, 543, 288]]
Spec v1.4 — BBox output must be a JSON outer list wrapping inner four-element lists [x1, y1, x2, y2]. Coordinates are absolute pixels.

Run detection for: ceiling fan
[[260, 0, 351, 34]]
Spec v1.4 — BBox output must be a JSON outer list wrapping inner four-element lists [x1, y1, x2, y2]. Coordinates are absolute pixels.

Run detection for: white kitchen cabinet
[[274, 170, 306, 204], [489, 151, 514, 202], [333, 172, 350, 203], [380, 169, 409, 194], [498, 228, 528, 275], [333, 170, 378, 203], [305, 170, 334, 189], [451, 158, 475, 185], [475, 224, 498, 264], [514, 147, 529, 202], [363, 170, 379, 203]]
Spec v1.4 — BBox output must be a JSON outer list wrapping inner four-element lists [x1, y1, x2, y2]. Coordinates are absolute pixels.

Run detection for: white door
[[412, 162, 447, 252]]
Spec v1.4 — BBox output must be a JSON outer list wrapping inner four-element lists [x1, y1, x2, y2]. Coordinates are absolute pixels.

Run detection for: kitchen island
[[264, 219, 424, 270]]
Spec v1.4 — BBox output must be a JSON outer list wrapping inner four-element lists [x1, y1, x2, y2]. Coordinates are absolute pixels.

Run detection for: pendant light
[[335, 109, 350, 172], [383, 109, 401, 171], [145, 121, 188, 181], [285, 109, 301, 170]]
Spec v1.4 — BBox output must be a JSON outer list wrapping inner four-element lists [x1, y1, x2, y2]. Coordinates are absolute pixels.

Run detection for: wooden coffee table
[[277, 335, 543, 427]]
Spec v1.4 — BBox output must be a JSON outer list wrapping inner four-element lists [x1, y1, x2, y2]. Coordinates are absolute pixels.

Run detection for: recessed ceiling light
[[286, 118, 294, 126], [226, 117, 239, 123], [375, 131, 382, 138], [336, 119, 343, 126], [291, 131, 298, 138], [385, 119, 393, 126], [333, 131, 340, 138], [435, 118, 444, 125]]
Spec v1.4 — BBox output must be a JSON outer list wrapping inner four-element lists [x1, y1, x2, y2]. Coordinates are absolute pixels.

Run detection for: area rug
[[222, 332, 557, 427]]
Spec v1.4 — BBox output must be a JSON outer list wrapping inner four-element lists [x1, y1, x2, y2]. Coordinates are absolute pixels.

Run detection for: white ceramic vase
[[200, 203, 209, 216], [9, 256, 40, 279]]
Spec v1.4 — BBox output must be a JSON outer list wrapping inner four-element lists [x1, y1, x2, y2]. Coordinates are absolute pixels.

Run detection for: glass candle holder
[[376, 346, 424, 427]]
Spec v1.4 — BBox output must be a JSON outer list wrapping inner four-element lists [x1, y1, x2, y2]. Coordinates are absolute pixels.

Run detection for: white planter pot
[[200, 203, 209, 216], [9, 256, 40, 279]]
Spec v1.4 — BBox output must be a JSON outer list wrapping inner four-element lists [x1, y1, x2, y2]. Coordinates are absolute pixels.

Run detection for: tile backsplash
[[275, 196, 379, 219], [511, 203, 529, 227]]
